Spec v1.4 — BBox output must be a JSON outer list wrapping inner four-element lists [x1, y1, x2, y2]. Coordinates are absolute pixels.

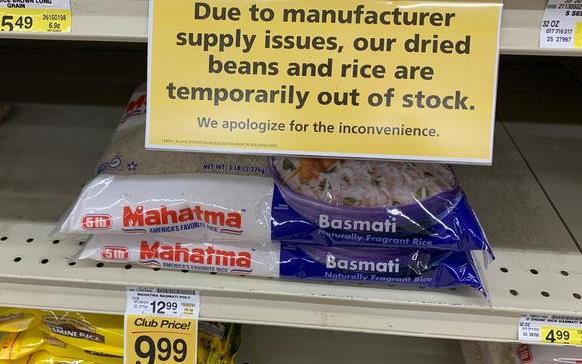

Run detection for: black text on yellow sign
[[147, 0, 502, 164], [125, 314, 197, 364]]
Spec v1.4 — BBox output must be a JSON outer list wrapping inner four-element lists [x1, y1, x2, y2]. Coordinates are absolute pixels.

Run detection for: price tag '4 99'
[[0, 0, 71, 33], [519, 315, 582, 345]]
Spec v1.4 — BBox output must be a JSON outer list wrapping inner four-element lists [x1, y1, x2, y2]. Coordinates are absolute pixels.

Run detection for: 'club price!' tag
[[519, 315, 582, 345], [0, 0, 71, 33], [125, 288, 200, 364]]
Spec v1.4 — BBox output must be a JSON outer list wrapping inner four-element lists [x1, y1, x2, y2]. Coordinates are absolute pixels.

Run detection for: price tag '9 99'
[[125, 288, 200, 364], [0, 0, 71, 33]]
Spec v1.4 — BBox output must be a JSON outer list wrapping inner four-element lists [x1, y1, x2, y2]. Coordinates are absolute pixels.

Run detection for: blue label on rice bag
[[278, 244, 484, 292], [269, 157, 490, 253]]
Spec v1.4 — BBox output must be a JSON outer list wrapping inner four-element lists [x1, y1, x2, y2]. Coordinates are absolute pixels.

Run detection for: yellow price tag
[[0, 0, 71, 33], [541, 326, 582, 345], [125, 314, 198, 364]]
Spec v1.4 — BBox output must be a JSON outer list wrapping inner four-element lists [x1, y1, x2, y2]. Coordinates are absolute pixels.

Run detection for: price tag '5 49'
[[0, 0, 71, 33]]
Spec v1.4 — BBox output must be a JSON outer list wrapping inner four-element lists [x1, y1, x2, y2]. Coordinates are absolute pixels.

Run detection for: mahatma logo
[[122, 205, 243, 234], [82, 215, 112, 230], [139, 240, 252, 272], [121, 92, 147, 121], [100, 246, 130, 261]]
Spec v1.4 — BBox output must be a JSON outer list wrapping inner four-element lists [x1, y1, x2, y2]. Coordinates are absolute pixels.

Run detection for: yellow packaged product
[[0, 350, 103, 364], [0, 329, 121, 364], [0, 309, 39, 333], [199, 322, 241, 364], [32, 312, 122, 357], [0, 354, 26, 364]]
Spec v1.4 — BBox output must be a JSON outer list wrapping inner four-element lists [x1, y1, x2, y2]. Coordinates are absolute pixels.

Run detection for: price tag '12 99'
[[0, 0, 71, 33], [126, 287, 200, 318]]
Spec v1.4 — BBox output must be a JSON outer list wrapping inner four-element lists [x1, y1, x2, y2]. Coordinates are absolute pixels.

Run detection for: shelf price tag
[[540, 0, 582, 49], [0, 0, 71, 33], [519, 315, 582, 345], [125, 287, 200, 364]]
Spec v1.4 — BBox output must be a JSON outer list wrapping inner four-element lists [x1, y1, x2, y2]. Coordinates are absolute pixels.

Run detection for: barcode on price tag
[[0, 0, 71, 33], [540, 0, 582, 48], [126, 287, 200, 318], [519, 315, 582, 345]]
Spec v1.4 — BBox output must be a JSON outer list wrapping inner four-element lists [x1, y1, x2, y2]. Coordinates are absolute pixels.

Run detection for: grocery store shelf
[[236, 325, 465, 364], [1, 102, 582, 343], [0, 0, 581, 56]]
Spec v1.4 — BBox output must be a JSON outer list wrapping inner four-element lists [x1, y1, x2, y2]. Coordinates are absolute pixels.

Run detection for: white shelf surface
[[0, 102, 581, 343], [0, 0, 581, 56], [236, 325, 465, 364]]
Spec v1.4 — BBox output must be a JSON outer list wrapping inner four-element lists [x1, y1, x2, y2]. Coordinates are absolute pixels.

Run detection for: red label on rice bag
[[82, 214, 112, 230], [101, 246, 130, 261]]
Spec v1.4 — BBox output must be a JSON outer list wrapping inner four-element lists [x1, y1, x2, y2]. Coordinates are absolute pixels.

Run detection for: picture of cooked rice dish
[[272, 158, 457, 207]]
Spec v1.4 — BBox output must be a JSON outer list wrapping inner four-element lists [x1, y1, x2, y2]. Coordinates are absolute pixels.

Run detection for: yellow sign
[[541, 326, 582, 345], [0, 0, 71, 33], [125, 315, 198, 364], [147, 0, 502, 164]]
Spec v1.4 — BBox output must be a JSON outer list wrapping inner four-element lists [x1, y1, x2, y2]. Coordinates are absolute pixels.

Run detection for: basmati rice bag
[[76, 235, 486, 293], [56, 85, 490, 254]]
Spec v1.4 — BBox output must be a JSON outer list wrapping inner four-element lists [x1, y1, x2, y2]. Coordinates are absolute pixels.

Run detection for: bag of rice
[[33, 311, 123, 357], [0, 351, 103, 364], [76, 235, 486, 293], [56, 85, 491, 254], [0, 321, 239, 364], [0, 329, 121, 363], [0, 308, 39, 332], [199, 322, 241, 364]]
